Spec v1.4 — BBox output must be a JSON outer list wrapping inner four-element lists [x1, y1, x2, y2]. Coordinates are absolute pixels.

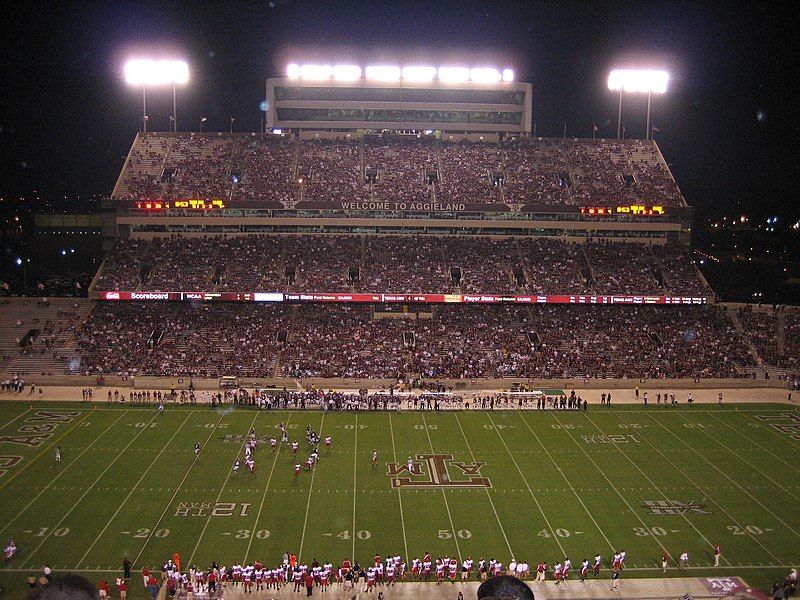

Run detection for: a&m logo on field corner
[[641, 500, 710, 515], [387, 454, 491, 489]]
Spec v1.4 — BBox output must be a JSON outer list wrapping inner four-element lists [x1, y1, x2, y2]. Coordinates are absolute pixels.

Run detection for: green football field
[[0, 400, 798, 597]]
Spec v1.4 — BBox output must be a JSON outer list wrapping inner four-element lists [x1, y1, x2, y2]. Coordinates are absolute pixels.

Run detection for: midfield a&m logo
[[387, 454, 491, 489]]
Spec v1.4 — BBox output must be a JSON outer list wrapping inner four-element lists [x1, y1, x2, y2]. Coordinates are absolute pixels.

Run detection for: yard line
[[645, 413, 800, 539], [421, 413, 462, 560], [514, 412, 615, 553], [133, 410, 229, 567], [351, 413, 357, 561], [21, 410, 159, 568], [614, 412, 781, 564], [546, 412, 670, 559], [388, 413, 409, 563], [187, 411, 261, 566], [0, 410, 92, 492], [299, 413, 326, 561], [487, 412, 566, 557], [77, 411, 194, 567], [0, 411, 127, 537], [453, 413, 514, 558], [242, 414, 292, 563], [711, 415, 800, 476]]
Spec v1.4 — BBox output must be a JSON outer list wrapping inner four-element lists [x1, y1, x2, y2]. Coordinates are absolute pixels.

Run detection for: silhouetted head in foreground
[[478, 574, 535, 599], [27, 573, 99, 600]]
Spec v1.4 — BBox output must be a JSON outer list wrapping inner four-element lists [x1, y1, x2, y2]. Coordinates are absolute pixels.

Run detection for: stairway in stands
[[727, 307, 763, 366]]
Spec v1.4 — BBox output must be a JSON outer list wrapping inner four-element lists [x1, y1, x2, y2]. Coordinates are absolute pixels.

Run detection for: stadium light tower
[[125, 59, 189, 132], [607, 69, 668, 139]]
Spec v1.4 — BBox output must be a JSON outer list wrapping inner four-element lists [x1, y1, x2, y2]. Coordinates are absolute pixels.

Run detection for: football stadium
[[1, 18, 799, 600]]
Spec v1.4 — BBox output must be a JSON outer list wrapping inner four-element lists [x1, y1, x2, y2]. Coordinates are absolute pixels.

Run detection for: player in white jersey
[[553, 562, 563, 584], [618, 549, 626, 568], [245, 457, 255, 474], [563, 558, 572, 580], [245, 443, 252, 458], [580, 559, 589, 582], [292, 441, 299, 455], [366, 567, 375, 591], [407, 456, 414, 474], [516, 561, 526, 579], [325, 435, 332, 450], [233, 458, 240, 473], [372, 449, 379, 465], [494, 562, 503, 578], [411, 557, 420, 579]]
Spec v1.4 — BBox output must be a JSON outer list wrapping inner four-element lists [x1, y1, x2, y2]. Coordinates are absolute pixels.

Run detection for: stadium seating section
[[113, 133, 686, 207], [93, 235, 710, 296], [67, 302, 755, 380]]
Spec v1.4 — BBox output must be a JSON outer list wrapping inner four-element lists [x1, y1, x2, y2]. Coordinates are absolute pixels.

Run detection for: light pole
[[142, 86, 147, 132], [608, 70, 669, 140], [125, 59, 189, 132], [15, 257, 29, 295]]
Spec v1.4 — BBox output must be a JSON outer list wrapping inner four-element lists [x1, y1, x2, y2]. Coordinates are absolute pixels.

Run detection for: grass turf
[[0, 400, 798, 598]]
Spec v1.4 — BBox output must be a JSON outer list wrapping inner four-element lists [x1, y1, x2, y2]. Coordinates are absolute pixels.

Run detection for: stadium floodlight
[[470, 68, 501, 83], [402, 66, 437, 82], [124, 59, 189, 86], [438, 66, 470, 83], [124, 59, 189, 133], [333, 65, 362, 81], [287, 63, 301, 79], [299, 64, 332, 80], [502, 68, 515, 82], [607, 69, 669, 139], [607, 69, 668, 94], [365, 65, 401, 81]]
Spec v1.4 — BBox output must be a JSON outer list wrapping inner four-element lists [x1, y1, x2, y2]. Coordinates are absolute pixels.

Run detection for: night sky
[[0, 1, 798, 222]]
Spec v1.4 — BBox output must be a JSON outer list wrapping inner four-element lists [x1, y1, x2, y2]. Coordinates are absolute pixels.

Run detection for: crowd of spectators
[[285, 235, 360, 293], [164, 136, 233, 200], [585, 241, 662, 295], [74, 302, 755, 379], [114, 134, 688, 209], [364, 137, 437, 204], [95, 235, 709, 297], [437, 141, 503, 204], [737, 305, 800, 370], [215, 235, 284, 291], [361, 236, 450, 293], [299, 139, 369, 204]]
